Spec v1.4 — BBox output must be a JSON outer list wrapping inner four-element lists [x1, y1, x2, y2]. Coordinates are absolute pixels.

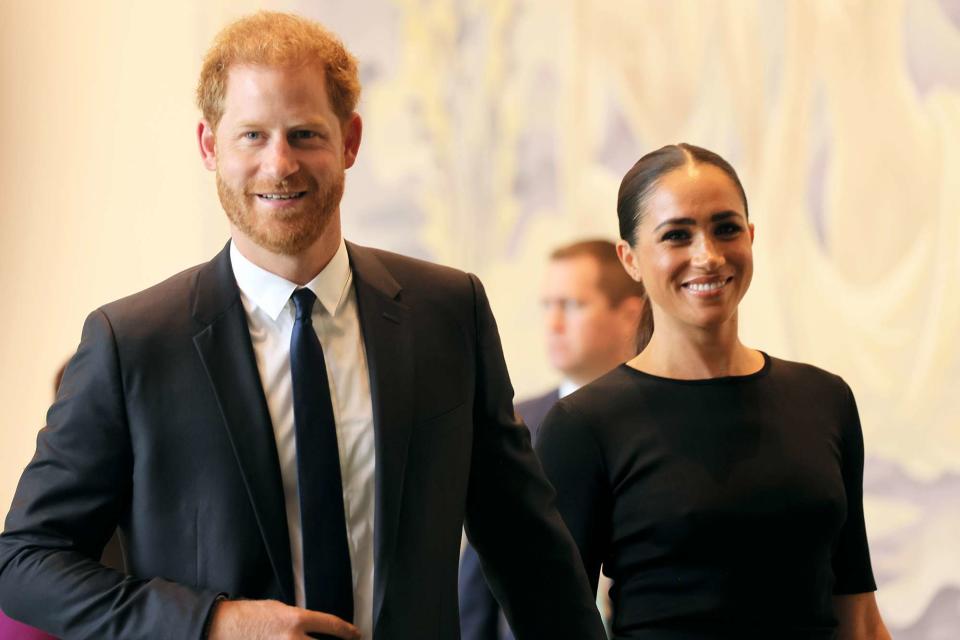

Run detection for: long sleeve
[[535, 401, 612, 594], [0, 310, 220, 640]]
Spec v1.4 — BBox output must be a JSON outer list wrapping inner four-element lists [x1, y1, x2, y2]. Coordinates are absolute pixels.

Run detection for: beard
[[217, 169, 344, 256]]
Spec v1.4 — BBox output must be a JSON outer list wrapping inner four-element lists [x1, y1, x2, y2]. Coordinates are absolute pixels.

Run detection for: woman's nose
[[691, 237, 725, 270]]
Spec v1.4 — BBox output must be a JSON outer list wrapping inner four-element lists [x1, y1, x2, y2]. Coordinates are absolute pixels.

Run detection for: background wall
[[1, 0, 957, 635]]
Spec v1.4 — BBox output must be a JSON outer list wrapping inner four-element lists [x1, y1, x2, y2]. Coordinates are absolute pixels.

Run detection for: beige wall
[[0, 1, 222, 502]]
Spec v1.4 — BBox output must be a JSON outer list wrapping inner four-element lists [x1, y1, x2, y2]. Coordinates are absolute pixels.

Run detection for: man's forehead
[[226, 61, 326, 80], [223, 63, 326, 95], [218, 63, 332, 122], [544, 256, 601, 292], [548, 255, 600, 279]]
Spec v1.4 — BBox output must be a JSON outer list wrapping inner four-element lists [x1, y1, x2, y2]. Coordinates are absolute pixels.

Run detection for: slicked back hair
[[616, 143, 748, 246]]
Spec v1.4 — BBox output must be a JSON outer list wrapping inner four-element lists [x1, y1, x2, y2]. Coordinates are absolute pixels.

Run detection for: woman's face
[[617, 162, 754, 336]]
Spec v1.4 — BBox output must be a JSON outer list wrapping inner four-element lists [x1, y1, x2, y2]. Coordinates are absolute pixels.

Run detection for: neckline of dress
[[619, 351, 772, 385]]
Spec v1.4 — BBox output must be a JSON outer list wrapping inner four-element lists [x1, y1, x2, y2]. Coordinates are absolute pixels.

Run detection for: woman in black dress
[[536, 144, 890, 639]]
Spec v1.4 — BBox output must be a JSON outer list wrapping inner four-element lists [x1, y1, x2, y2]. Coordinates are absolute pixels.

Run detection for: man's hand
[[207, 599, 361, 639]]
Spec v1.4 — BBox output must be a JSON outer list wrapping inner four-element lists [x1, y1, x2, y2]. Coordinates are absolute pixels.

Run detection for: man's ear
[[749, 221, 755, 244], [618, 295, 645, 323], [197, 120, 217, 172], [616, 239, 642, 283], [342, 113, 362, 169]]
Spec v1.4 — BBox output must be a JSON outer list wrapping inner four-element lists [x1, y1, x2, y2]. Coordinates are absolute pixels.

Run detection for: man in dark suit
[[459, 239, 647, 640], [0, 12, 605, 640]]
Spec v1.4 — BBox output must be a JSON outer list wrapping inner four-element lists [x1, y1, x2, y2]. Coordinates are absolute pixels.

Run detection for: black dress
[[535, 354, 876, 639]]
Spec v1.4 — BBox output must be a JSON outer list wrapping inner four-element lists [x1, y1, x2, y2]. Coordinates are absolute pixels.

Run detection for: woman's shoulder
[[565, 362, 643, 401], [766, 354, 851, 393], [536, 369, 639, 468], [544, 366, 648, 433]]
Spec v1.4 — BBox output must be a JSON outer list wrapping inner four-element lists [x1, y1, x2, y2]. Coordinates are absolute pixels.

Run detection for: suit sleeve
[[0, 310, 221, 640], [535, 402, 611, 594], [461, 274, 606, 640]]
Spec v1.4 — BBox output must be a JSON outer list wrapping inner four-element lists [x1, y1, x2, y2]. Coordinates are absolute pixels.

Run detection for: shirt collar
[[230, 239, 353, 322], [559, 379, 580, 399]]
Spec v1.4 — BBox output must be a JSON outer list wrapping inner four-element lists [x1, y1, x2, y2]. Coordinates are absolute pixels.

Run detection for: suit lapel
[[191, 243, 296, 603], [347, 243, 414, 631]]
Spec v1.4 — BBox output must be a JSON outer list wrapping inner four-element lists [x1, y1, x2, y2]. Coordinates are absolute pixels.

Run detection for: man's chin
[[548, 358, 575, 375], [251, 229, 324, 256], [229, 210, 333, 256]]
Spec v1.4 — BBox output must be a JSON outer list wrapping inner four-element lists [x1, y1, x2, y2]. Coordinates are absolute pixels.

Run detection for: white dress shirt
[[558, 379, 580, 399], [230, 240, 375, 639]]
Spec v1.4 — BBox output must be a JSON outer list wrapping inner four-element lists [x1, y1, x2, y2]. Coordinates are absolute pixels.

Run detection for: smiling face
[[618, 162, 754, 335], [198, 63, 361, 256]]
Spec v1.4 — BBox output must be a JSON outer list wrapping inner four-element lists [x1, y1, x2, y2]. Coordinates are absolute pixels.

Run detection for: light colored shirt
[[559, 379, 580, 400], [230, 240, 375, 639]]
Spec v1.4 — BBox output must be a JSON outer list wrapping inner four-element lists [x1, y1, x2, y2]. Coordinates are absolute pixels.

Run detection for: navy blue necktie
[[289, 288, 354, 626]]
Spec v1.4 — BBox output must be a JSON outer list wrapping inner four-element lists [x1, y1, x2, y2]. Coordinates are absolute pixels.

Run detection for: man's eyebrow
[[289, 120, 331, 130], [233, 121, 265, 131], [230, 120, 331, 130], [652, 211, 743, 232]]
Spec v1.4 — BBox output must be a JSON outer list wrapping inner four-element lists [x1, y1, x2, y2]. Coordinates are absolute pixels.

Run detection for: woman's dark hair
[[616, 143, 748, 352], [617, 143, 748, 245]]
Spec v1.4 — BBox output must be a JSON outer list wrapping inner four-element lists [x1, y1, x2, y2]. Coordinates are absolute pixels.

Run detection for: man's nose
[[545, 305, 565, 333], [263, 138, 299, 181]]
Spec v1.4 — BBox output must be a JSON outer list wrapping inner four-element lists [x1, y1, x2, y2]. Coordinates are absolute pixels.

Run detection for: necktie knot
[[291, 288, 317, 323]]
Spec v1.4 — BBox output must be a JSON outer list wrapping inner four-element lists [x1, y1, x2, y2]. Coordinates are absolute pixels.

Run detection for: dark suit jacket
[[0, 244, 604, 640], [459, 388, 562, 640]]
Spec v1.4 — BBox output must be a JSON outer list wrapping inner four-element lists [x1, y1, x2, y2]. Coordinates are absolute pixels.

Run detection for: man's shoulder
[[100, 263, 204, 316], [348, 242, 471, 287], [347, 242, 484, 317], [95, 250, 227, 338]]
